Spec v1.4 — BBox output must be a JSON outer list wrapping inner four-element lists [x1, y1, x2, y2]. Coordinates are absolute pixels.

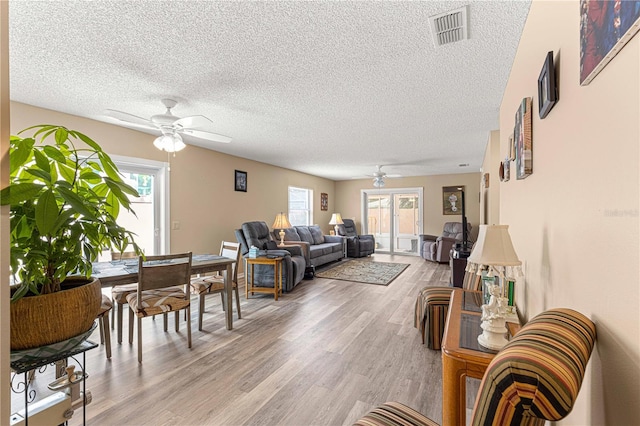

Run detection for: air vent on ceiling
[[429, 5, 469, 47]]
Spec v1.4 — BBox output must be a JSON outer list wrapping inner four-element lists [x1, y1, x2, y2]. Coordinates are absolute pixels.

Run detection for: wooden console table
[[441, 288, 520, 426]]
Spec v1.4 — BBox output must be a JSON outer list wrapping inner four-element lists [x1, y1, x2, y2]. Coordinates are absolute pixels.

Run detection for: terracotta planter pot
[[10, 277, 102, 351]]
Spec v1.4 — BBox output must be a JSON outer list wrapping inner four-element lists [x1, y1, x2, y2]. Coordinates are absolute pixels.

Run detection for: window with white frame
[[288, 186, 313, 226]]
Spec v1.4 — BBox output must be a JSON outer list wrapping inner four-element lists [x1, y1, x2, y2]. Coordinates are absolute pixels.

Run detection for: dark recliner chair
[[336, 218, 375, 258], [235, 221, 306, 292], [419, 222, 471, 263]]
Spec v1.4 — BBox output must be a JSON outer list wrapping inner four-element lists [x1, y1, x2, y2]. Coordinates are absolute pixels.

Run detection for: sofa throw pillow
[[281, 228, 301, 241], [295, 226, 315, 245], [309, 226, 325, 245]]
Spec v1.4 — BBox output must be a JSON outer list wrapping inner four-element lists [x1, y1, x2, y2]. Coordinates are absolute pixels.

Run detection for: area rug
[[315, 259, 410, 286]]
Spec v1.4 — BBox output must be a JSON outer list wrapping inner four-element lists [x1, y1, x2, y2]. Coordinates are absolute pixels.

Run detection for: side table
[[245, 256, 283, 300], [441, 289, 520, 426]]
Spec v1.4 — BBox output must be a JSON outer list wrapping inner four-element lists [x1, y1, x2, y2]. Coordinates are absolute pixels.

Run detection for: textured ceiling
[[8, 0, 531, 181]]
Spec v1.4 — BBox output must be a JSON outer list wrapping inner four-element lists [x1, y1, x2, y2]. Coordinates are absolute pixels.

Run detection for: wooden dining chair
[[190, 241, 242, 331], [126, 252, 192, 363]]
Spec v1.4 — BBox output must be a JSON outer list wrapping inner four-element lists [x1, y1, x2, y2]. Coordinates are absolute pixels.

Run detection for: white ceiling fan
[[104, 98, 232, 152], [353, 165, 402, 188]]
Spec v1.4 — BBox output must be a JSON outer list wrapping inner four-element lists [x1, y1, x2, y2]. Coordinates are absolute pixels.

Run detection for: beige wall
[[498, 1, 639, 424], [335, 173, 481, 241], [480, 130, 501, 225], [9, 102, 337, 255]]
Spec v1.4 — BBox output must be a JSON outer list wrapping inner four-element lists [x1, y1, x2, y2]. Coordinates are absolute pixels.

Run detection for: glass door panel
[[394, 193, 420, 254], [366, 193, 390, 251]]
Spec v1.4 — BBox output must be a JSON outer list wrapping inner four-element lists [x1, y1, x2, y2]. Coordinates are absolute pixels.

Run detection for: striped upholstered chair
[[414, 267, 481, 349], [355, 308, 597, 426]]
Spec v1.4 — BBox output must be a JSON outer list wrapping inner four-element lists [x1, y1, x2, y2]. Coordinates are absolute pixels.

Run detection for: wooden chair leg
[[186, 306, 192, 348], [234, 285, 242, 319], [175, 311, 179, 332], [117, 302, 124, 344], [102, 313, 112, 359], [99, 314, 105, 344], [128, 308, 134, 344], [110, 298, 116, 330], [198, 294, 205, 331], [163, 313, 168, 332], [137, 316, 143, 363]]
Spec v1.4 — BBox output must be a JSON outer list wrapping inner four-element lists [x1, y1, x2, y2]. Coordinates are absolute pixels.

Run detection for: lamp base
[[477, 317, 509, 351], [278, 229, 285, 246]]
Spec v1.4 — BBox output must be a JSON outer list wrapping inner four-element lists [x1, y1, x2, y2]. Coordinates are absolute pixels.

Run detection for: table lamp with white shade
[[272, 212, 292, 246], [329, 213, 344, 235], [467, 224, 522, 350]]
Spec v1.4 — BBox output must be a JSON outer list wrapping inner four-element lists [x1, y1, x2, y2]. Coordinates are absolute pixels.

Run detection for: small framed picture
[[538, 51, 558, 119], [320, 193, 328, 211], [234, 170, 247, 192], [442, 186, 464, 215]]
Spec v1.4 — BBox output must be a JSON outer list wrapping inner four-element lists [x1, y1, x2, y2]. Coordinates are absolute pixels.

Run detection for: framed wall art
[[514, 97, 533, 180], [538, 51, 558, 119], [234, 170, 247, 192], [442, 186, 464, 215], [580, 0, 640, 85], [320, 193, 328, 211]]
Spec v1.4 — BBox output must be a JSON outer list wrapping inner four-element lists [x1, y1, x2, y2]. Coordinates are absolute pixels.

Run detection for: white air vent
[[429, 5, 469, 46]]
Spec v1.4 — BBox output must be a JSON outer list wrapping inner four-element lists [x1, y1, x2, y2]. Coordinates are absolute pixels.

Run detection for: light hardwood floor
[[13, 254, 452, 425]]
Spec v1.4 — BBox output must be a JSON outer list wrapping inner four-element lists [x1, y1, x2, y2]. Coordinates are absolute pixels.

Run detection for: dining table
[[92, 254, 237, 330]]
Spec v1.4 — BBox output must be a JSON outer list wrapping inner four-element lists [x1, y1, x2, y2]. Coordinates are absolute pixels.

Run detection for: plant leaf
[[56, 187, 97, 219], [0, 182, 44, 205], [35, 190, 59, 235]]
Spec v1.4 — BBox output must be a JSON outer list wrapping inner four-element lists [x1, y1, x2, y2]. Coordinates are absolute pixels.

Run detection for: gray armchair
[[419, 222, 471, 263], [336, 218, 375, 258], [235, 221, 306, 292]]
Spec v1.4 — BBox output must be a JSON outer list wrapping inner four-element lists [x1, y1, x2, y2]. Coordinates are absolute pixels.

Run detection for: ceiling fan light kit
[[153, 132, 186, 152]]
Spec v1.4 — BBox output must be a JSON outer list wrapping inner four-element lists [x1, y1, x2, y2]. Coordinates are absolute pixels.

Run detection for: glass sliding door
[[362, 187, 423, 255]]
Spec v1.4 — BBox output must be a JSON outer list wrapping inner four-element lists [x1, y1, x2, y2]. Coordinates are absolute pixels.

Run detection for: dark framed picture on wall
[[234, 170, 247, 192], [320, 193, 328, 211], [538, 51, 558, 119], [442, 186, 464, 215]]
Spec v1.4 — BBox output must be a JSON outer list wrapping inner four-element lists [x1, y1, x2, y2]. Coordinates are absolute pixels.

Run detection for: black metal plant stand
[[10, 340, 97, 426]]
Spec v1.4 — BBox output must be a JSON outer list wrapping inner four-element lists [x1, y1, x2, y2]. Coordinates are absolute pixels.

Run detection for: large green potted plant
[[1, 124, 141, 350]]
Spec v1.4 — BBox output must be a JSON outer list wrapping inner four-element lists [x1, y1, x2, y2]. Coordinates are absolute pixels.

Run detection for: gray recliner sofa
[[235, 221, 306, 292], [275, 225, 344, 272]]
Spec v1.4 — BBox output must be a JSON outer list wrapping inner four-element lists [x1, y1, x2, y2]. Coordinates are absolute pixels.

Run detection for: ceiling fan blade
[[181, 128, 232, 143], [174, 115, 213, 129], [103, 109, 154, 127]]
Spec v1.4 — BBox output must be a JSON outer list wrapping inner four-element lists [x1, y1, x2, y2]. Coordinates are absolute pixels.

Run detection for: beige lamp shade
[[329, 213, 343, 235], [468, 225, 521, 266], [272, 212, 292, 230], [328, 213, 344, 225], [273, 212, 292, 246]]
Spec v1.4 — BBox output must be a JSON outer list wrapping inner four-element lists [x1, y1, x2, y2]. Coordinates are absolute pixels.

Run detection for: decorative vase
[[10, 277, 102, 351]]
